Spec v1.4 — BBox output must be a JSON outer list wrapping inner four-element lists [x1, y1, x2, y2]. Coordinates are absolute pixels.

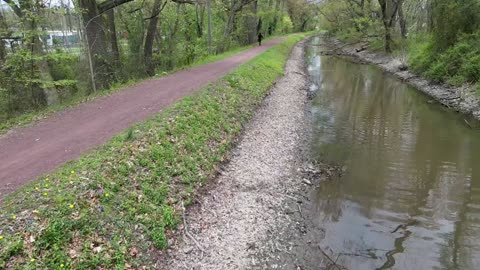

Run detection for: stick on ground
[[182, 201, 207, 255]]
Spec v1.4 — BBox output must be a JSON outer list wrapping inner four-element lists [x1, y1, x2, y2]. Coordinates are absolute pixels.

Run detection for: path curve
[[0, 38, 282, 197]]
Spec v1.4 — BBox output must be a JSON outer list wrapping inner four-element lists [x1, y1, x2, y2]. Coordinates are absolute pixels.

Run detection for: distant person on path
[[258, 32, 263, 46]]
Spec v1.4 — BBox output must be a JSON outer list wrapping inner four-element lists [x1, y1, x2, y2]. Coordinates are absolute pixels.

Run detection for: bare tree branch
[[98, 0, 136, 14], [171, 0, 196, 4], [144, 0, 168, 20], [128, 0, 146, 13]]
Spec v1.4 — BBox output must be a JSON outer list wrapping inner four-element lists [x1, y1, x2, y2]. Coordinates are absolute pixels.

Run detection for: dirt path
[[162, 38, 322, 269], [0, 38, 282, 197]]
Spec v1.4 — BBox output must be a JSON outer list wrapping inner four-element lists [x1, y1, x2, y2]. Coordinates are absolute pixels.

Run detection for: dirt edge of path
[[319, 36, 480, 123], [159, 38, 338, 269]]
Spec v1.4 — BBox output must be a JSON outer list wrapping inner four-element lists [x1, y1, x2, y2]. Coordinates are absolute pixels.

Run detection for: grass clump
[[0, 33, 309, 269]]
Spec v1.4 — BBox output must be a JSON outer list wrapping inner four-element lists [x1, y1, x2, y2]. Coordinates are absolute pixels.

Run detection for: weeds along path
[[0, 38, 282, 197]]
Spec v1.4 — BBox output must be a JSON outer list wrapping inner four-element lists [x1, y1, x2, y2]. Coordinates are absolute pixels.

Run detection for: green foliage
[[0, 48, 47, 116], [320, 0, 480, 90], [319, 0, 382, 46], [408, 36, 436, 73], [47, 50, 77, 81], [280, 16, 294, 33], [432, 0, 480, 50], [410, 33, 480, 85], [0, 0, 312, 125], [0, 34, 308, 269]]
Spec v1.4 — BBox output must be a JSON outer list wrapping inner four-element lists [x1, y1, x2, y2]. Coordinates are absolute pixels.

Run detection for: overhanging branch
[[144, 0, 168, 20], [98, 0, 136, 14], [171, 0, 196, 4]]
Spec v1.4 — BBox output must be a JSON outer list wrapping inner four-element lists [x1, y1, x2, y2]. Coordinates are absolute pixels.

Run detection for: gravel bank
[[162, 39, 320, 269], [321, 37, 480, 122]]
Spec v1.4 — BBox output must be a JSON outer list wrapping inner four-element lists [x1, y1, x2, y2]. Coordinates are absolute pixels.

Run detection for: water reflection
[[308, 38, 480, 270]]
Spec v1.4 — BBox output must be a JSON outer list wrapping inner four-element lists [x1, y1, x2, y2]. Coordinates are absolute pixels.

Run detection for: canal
[[307, 37, 480, 270]]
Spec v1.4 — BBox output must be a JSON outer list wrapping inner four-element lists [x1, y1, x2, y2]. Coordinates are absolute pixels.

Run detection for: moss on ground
[[0, 33, 309, 269]]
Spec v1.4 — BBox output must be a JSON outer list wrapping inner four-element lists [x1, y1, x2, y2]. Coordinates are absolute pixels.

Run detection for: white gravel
[[163, 39, 310, 270]]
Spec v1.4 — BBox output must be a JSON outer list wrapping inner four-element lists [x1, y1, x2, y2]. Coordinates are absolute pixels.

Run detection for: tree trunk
[[224, 8, 236, 38], [207, 0, 212, 54], [195, 1, 205, 37], [79, 0, 111, 89], [220, 6, 236, 53], [107, 9, 120, 68], [166, 4, 181, 68], [300, 18, 308, 32], [246, 0, 258, 44], [144, 0, 164, 76], [0, 11, 7, 63], [0, 39, 5, 63], [427, 0, 435, 32], [24, 2, 50, 107], [378, 0, 399, 53], [271, 0, 281, 34], [398, 0, 407, 38], [384, 26, 392, 52]]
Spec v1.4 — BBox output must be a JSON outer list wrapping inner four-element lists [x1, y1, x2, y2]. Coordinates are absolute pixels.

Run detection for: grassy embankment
[[0, 35, 280, 135], [408, 34, 480, 94], [0, 33, 309, 269]]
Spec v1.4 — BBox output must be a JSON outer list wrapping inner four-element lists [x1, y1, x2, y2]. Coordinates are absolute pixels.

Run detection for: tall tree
[[378, 0, 399, 52], [107, 9, 120, 68], [223, 0, 256, 38], [207, 0, 212, 53], [78, 0, 134, 89], [397, 0, 406, 38], [195, 0, 205, 37], [144, 0, 168, 76], [0, 10, 8, 63], [245, 0, 258, 44]]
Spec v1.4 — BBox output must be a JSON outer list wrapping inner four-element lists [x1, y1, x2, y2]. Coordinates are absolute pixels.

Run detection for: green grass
[[0, 33, 309, 269], [0, 35, 281, 135], [409, 32, 480, 88]]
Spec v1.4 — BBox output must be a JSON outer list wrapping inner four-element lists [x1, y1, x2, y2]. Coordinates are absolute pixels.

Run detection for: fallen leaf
[[68, 249, 78, 258], [129, 247, 138, 257]]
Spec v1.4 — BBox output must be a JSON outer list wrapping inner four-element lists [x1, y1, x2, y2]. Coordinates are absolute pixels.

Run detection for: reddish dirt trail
[[0, 38, 283, 197]]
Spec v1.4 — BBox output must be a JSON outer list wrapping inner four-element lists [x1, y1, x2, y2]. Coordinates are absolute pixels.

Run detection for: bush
[[409, 32, 480, 86], [47, 50, 77, 81], [408, 36, 436, 73], [0, 48, 47, 115]]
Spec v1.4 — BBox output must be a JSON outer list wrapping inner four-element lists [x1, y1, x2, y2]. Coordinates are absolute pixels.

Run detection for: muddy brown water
[[307, 37, 480, 270]]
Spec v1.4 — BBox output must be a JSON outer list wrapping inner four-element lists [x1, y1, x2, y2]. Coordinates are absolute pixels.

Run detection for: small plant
[[125, 128, 135, 141]]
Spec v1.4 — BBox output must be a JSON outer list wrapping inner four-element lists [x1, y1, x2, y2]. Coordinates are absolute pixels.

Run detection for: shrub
[[47, 50, 77, 81], [409, 32, 480, 86]]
